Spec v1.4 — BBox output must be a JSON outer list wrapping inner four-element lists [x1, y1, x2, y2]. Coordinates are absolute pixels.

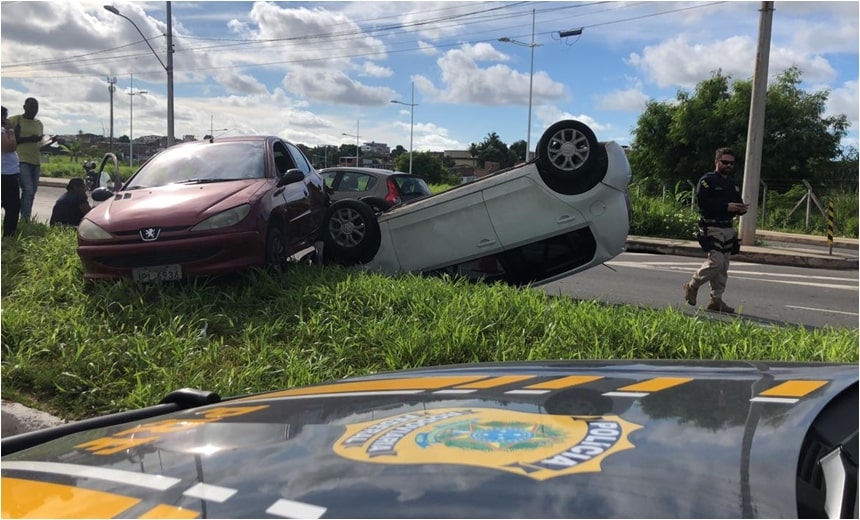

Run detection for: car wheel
[[322, 200, 381, 266], [265, 226, 287, 272], [536, 119, 605, 195]]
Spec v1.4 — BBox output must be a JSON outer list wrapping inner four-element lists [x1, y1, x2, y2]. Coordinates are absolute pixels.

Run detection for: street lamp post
[[104, 3, 175, 147], [128, 74, 147, 168], [390, 81, 418, 174], [341, 120, 361, 167], [499, 8, 541, 162]]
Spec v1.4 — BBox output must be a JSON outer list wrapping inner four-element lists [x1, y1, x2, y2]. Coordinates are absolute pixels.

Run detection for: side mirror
[[91, 187, 114, 202], [277, 168, 305, 187]]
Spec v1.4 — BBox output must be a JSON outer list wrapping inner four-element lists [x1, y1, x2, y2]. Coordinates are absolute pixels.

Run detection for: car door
[[286, 143, 327, 247], [386, 189, 502, 272], [270, 141, 309, 252]]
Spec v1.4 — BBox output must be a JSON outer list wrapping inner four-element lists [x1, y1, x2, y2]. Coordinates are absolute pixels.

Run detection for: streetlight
[[499, 8, 541, 162], [128, 73, 147, 168], [390, 81, 418, 174], [341, 120, 361, 167], [104, 3, 175, 147]]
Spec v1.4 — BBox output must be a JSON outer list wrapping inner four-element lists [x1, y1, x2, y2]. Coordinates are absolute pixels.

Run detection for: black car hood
[[2, 360, 856, 518]]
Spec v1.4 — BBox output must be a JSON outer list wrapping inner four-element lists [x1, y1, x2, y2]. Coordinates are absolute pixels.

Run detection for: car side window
[[273, 142, 296, 176], [286, 143, 312, 176], [340, 172, 374, 192], [320, 172, 337, 189]]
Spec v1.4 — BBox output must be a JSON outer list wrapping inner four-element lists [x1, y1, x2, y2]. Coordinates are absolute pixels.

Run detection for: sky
[[1, 1, 857, 155]]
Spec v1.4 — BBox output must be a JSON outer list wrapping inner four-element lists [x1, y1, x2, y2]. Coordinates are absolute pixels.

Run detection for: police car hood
[[2, 360, 856, 519]]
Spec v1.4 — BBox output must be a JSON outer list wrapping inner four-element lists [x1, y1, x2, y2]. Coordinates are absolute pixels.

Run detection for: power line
[[1, 1, 727, 80]]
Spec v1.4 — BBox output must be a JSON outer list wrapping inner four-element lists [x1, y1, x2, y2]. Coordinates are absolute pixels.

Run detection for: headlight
[[191, 204, 251, 231], [78, 218, 112, 240]]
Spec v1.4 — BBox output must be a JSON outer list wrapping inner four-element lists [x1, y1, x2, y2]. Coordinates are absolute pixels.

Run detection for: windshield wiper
[[174, 178, 242, 185]]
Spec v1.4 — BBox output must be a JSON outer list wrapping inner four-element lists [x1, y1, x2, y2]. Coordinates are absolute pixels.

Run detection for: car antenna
[[602, 262, 617, 272]]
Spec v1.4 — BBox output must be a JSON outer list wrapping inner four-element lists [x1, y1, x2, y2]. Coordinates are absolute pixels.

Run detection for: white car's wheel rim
[[546, 128, 590, 172], [329, 207, 366, 247]]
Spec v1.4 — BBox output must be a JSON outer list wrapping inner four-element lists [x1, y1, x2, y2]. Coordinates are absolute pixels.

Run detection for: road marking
[[1, 461, 180, 490], [785, 305, 859, 316]]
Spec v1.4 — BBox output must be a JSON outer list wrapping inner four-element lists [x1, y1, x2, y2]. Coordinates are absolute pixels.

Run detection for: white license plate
[[132, 264, 182, 282]]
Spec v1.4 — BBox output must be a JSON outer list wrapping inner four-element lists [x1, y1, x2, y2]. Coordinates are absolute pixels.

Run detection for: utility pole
[[739, 1, 774, 245], [166, 1, 175, 146], [107, 76, 117, 153]]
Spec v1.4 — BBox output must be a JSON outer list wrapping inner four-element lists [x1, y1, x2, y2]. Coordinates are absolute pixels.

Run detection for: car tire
[[536, 119, 606, 195], [265, 226, 287, 273], [322, 199, 381, 266]]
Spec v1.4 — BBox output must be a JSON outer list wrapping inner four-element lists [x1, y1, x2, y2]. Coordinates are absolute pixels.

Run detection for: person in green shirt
[[10, 98, 56, 221]]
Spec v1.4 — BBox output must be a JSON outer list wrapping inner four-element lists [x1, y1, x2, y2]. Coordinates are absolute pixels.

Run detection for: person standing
[[2, 106, 21, 237], [50, 178, 92, 227], [9, 97, 56, 221], [682, 147, 748, 313]]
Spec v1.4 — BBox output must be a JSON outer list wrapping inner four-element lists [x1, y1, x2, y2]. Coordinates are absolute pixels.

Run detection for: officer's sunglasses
[[719, 160, 735, 166]]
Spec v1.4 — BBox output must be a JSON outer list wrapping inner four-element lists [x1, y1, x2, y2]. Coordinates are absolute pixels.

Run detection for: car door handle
[[557, 215, 576, 225], [477, 238, 497, 248]]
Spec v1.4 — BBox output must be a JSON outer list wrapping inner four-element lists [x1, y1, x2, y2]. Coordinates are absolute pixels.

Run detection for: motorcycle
[[83, 161, 99, 192], [82, 154, 120, 193]]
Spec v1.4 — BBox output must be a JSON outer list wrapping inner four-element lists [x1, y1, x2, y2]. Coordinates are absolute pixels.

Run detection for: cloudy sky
[[1, 1, 857, 154]]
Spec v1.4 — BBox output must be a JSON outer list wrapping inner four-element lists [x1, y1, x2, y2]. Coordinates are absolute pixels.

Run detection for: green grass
[[1, 223, 856, 421]]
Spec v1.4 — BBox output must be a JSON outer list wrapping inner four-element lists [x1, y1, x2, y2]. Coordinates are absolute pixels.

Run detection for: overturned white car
[[321, 120, 632, 286]]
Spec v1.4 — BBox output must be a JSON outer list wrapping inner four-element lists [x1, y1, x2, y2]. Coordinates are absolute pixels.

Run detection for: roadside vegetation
[[1, 221, 857, 421]]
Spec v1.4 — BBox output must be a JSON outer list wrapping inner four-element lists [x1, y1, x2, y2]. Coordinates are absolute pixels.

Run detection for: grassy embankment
[[1, 221, 856, 421]]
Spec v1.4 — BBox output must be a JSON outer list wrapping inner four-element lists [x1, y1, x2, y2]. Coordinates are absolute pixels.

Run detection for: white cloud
[[826, 80, 860, 130], [283, 69, 396, 106], [596, 88, 650, 112], [430, 44, 566, 106], [361, 62, 394, 78], [417, 40, 437, 56]]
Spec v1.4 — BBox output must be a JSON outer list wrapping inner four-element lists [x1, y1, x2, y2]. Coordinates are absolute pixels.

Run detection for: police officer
[[683, 147, 748, 313]]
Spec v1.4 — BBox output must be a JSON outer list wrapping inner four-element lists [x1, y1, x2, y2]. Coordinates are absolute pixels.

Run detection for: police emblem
[[333, 407, 642, 480]]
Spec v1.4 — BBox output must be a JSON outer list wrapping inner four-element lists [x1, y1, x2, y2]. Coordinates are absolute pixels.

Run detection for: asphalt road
[[541, 251, 859, 329]]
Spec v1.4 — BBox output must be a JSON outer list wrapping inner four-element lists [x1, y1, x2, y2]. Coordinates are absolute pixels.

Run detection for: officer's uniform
[[685, 170, 745, 311]]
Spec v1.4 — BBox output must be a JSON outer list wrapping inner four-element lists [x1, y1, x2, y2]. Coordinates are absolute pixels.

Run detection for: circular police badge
[[333, 408, 642, 481]]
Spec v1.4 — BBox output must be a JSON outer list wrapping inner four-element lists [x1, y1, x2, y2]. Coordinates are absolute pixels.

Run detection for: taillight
[[385, 178, 401, 206]]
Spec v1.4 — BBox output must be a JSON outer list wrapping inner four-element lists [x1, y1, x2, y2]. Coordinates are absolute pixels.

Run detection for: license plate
[[132, 264, 182, 282]]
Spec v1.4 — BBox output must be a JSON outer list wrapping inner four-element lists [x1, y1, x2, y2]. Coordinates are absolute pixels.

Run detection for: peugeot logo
[[140, 227, 161, 241]]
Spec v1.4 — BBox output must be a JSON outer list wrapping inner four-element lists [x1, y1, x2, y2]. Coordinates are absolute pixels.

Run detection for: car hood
[[2, 360, 856, 518], [87, 180, 264, 230]]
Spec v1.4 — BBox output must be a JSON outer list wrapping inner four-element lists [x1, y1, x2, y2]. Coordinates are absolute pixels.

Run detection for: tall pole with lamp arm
[[499, 9, 540, 162], [390, 81, 418, 174], [104, 2, 174, 147]]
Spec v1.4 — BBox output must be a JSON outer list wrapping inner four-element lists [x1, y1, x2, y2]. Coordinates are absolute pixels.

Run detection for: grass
[[1, 223, 857, 421]]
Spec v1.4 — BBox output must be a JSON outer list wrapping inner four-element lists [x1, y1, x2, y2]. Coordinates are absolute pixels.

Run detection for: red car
[[78, 137, 329, 281]]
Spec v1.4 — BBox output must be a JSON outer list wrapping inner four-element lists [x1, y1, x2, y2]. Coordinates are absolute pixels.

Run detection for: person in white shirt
[[1, 106, 21, 237]]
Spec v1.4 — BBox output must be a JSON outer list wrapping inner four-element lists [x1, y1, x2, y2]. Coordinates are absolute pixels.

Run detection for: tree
[[509, 139, 527, 163], [391, 145, 407, 160], [628, 67, 849, 191], [395, 151, 452, 184], [469, 132, 518, 169], [59, 137, 85, 163]]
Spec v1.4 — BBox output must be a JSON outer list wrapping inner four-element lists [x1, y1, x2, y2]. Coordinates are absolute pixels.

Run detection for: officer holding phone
[[682, 147, 749, 313]]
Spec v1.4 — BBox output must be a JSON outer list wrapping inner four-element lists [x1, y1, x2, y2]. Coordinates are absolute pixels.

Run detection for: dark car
[[318, 167, 432, 212], [2, 360, 856, 518], [78, 137, 329, 281]]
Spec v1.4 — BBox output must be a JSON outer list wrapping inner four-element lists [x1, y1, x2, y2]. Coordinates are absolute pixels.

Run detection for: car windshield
[[125, 141, 266, 189]]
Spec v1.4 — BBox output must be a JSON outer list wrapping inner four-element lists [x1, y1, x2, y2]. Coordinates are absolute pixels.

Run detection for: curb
[[1, 400, 66, 438], [625, 238, 858, 270]]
